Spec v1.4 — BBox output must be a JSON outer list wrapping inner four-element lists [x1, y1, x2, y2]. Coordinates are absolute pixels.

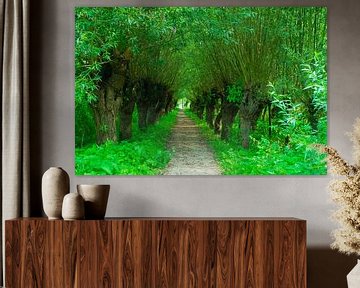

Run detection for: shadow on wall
[[308, 248, 357, 288]]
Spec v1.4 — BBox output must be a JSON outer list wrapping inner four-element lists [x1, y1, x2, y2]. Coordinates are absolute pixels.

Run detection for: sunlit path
[[163, 110, 221, 175]]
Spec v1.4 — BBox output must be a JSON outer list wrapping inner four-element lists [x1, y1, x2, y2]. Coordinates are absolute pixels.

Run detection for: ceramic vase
[[62, 192, 85, 220], [77, 184, 110, 219], [42, 167, 70, 219], [347, 260, 360, 288]]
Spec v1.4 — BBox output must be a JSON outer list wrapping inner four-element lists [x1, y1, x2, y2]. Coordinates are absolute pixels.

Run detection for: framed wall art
[[75, 6, 327, 175]]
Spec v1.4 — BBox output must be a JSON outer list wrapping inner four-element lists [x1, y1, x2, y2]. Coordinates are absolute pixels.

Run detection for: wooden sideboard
[[5, 218, 306, 288]]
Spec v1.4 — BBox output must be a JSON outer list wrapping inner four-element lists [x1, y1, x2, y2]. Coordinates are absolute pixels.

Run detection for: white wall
[[32, 0, 360, 247]]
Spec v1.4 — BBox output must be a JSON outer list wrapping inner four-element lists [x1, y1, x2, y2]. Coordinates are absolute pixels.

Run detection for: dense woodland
[[75, 7, 327, 175]]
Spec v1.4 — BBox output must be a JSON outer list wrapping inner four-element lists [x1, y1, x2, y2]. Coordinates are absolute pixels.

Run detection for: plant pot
[[42, 167, 70, 219], [62, 192, 85, 220], [77, 184, 110, 219], [347, 260, 360, 288]]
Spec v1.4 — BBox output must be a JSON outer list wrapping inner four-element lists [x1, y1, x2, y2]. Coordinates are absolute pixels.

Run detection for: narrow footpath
[[163, 110, 221, 175]]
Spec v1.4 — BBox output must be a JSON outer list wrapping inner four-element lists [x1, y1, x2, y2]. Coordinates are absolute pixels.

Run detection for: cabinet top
[[6, 217, 305, 222]]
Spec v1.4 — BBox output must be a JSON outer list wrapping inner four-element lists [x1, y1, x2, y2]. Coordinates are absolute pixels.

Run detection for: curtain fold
[[0, 0, 30, 284]]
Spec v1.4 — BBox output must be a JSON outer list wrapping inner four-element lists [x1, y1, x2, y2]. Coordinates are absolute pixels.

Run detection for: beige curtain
[[0, 0, 30, 284]]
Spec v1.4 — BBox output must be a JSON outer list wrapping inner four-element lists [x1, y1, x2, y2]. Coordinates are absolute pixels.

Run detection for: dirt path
[[163, 110, 222, 175]]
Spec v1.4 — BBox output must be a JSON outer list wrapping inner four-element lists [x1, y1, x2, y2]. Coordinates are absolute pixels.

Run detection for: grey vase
[[77, 184, 110, 219], [42, 167, 70, 219], [62, 192, 85, 220]]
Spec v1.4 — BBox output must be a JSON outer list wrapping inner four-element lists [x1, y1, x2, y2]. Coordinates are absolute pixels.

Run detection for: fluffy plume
[[351, 118, 360, 166], [322, 118, 360, 256]]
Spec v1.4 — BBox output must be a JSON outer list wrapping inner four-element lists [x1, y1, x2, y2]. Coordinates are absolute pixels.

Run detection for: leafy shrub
[[75, 110, 177, 175], [186, 110, 326, 175]]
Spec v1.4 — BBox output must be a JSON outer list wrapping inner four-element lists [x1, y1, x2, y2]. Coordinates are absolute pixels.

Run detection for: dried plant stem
[[322, 118, 360, 256]]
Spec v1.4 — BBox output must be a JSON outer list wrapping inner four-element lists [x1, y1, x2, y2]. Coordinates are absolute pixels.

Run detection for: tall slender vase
[[347, 260, 360, 288], [42, 167, 70, 219]]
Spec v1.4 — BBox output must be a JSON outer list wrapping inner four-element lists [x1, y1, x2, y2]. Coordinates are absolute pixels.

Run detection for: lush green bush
[[75, 101, 96, 148], [186, 110, 326, 175], [75, 110, 177, 175]]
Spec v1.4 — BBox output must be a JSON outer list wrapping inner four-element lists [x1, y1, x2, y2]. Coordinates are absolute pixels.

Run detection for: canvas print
[[75, 7, 327, 175]]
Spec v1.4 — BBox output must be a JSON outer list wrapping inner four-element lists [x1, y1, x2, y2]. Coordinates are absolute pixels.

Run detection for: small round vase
[[42, 167, 70, 219], [62, 192, 85, 220], [77, 184, 110, 219]]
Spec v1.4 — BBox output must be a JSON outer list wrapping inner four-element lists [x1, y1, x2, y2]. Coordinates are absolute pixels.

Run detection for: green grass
[[75, 110, 178, 175], [186, 110, 327, 175]]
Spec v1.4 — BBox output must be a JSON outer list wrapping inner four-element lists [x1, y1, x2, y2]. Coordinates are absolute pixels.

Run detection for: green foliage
[[269, 82, 309, 139], [266, 46, 327, 145], [227, 81, 243, 104], [186, 110, 326, 175], [301, 52, 327, 136], [75, 7, 127, 104], [75, 7, 185, 104], [75, 7, 327, 175], [75, 101, 96, 147], [75, 110, 177, 175]]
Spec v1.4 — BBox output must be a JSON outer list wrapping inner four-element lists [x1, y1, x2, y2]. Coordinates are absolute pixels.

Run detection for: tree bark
[[220, 98, 238, 140], [92, 87, 121, 144], [214, 110, 222, 135], [136, 80, 149, 130], [91, 49, 130, 144], [205, 90, 217, 129], [119, 87, 136, 141], [146, 83, 161, 125], [240, 118, 252, 149], [307, 97, 318, 132], [146, 83, 169, 125], [206, 104, 215, 129], [164, 91, 174, 114], [191, 97, 205, 119], [238, 87, 265, 149], [137, 103, 148, 130], [155, 85, 168, 118], [196, 102, 205, 119], [167, 96, 177, 112]]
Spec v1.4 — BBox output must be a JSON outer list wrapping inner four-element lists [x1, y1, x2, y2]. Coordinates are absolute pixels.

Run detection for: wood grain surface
[[5, 218, 306, 288]]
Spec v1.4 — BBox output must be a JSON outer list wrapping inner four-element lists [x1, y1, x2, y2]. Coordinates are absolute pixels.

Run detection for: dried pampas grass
[[320, 118, 360, 256]]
